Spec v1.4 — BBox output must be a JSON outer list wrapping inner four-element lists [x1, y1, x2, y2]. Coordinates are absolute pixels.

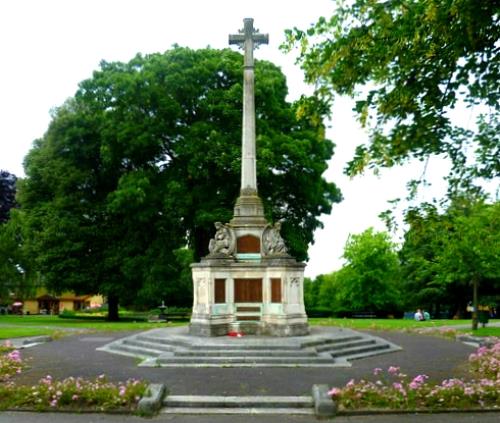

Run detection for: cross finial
[[229, 18, 269, 68]]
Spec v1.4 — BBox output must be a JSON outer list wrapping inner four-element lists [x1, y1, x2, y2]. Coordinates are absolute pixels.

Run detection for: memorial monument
[[189, 18, 309, 337]]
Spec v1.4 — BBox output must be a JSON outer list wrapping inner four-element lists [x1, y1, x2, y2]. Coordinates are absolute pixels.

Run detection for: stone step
[[135, 335, 192, 349], [187, 343, 301, 351], [161, 407, 315, 415], [316, 339, 375, 353], [173, 348, 317, 357], [340, 345, 396, 361], [300, 335, 362, 349], [122, 339, 180, 353], [329, 342, 390, 358], [163, 395, 314, 409], [107, 343, 165, 358], [157, 355, 333, 365]]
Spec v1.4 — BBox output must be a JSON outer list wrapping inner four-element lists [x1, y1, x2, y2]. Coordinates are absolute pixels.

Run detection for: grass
[[457, 327, 500, 337], [0, 314, 186, 339], [309, 317, 450, 330], [0, 327, 58, 340], [309, 317, 500, 332], [1, 315, 498, 339]]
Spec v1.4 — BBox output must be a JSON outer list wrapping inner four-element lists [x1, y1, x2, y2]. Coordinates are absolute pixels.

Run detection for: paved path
[[3, 327, 498, 421], [12, 329, 478, 396], [1, 411, 499, 423]]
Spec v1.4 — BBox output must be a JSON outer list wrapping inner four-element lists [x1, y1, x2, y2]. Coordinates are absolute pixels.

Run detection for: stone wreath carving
[[208, 222, 236, 256], [262, 222, 288, 256]]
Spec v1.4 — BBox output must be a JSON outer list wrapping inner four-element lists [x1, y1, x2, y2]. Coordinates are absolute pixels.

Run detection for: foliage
[[18, 47, 340, 318], [400, 198, 500, 315], [469, 342, 500, 380], [329, 342, 500, 410], [0, 210, 39, 304], [334, 228, 402, 314], [0, 344, 147, 411], [0, 343, 25, 382], [0, 374, 147, 411], [306, 229, 402, 315], [284, 0, 500, 195], [0, 170, 17, 224]]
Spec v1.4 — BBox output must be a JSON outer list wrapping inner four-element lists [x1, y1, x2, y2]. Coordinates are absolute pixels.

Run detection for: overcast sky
[[0, 0, 454, 277]]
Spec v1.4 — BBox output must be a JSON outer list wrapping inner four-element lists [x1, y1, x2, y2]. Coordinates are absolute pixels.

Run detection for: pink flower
[[373, 367, 383, 375], [50, 399, 58, 407], [328, 387, 341, 397], [72, 394, 79, 401], [388, 366, 400, 375], [346, 379, 355, 388]]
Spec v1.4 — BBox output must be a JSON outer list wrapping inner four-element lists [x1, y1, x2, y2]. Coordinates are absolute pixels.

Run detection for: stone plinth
[[190, 257, 308, 337]]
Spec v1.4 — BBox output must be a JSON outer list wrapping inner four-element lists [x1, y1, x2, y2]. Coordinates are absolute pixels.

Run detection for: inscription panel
[[234, 278, 262, 303]]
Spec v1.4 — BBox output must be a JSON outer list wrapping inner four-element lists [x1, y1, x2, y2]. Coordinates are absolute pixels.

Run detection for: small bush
[[0, 375, 147, 411], [329, 341, 500, 411]]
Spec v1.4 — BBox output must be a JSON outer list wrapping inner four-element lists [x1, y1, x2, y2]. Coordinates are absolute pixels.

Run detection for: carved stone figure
[[262, 222, 288, 256], [208, 222, 235, 256]]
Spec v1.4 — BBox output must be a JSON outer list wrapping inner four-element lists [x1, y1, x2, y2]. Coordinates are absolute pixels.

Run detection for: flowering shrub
[[0, 341, 25, 382], [0, 340, 148, 412], [469, 340, 500, 380], [0, 375, 147, 411], [329, 342, 500, 411]]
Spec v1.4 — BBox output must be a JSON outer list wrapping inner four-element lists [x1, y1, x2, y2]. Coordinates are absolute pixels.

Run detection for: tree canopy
[[0, 170, 17, 223], [400, 197, 500, 321], [18, 47, 340, 318], [284, 0, 499, 192], [306, 228, 402, 316]]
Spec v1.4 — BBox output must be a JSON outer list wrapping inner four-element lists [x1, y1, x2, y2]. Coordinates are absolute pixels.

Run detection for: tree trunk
[[107, 294, 120, 321], [472, 276, 478, 331]]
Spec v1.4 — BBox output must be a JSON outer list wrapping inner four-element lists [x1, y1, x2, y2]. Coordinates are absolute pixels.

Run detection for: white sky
[[0, 0, 453, 277]]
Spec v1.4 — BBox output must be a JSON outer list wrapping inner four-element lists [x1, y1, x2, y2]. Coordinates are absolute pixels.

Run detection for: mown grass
[[308, 317, 499, 332], [1, 315, 498, 339], [0, 327, 58, 340], [457, 327, 500, 337], [0, 315, 185, 339]]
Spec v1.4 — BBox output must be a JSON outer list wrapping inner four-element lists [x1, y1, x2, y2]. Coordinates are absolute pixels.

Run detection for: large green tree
[[305, 229, 402, 316], [19, 47, 340, 319], [285, 0, 499, 190], [401, 198, 500, 328], [0, 210, 38, 304]]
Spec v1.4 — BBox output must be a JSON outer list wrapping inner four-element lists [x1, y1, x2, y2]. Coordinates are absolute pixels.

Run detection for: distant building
[[20, 289, 103, 315]]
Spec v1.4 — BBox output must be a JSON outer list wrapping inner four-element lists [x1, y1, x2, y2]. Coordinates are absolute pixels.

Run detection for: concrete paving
[[3, 325, 497, 421], [96, 326, 401, 368], [1, 411, 500, 423], [12, 328, 478, 396]]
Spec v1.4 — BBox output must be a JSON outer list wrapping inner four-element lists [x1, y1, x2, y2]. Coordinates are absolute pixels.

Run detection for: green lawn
[[0, 315, 184, 339], [0, 327, 59, 340], [457, 327, 500, 337], [1, 315, 498, 340], [308, 317, 499, 331]]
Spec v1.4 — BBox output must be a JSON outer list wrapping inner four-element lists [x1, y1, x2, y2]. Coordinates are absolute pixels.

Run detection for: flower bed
[[0, 341, 147, 412], [329, 340, 500, 411], [0, 341, 25, 382]]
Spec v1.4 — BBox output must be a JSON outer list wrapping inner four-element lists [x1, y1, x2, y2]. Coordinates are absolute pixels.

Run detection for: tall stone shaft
[[229, 18, 268, 194]]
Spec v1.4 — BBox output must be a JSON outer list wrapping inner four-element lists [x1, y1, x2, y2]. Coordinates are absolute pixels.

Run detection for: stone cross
[[229, 18, 269, 194]]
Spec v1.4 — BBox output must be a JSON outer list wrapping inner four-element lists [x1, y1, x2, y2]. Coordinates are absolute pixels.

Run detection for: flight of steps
[[161, 395, 315, 415], [98, 326, 401, 367]]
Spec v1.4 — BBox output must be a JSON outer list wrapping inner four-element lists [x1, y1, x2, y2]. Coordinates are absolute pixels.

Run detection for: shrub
[[0, 375, 147, 411], [329, 342, 500, 411]]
